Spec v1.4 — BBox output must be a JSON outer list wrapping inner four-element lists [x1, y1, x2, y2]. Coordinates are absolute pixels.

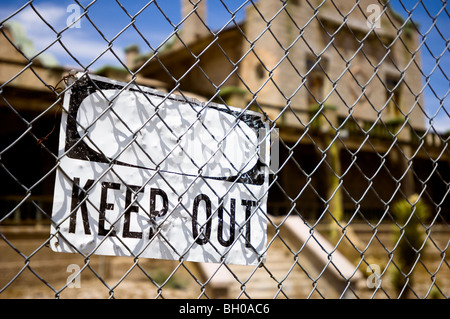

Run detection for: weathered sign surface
[[50, 74, 270, 265]]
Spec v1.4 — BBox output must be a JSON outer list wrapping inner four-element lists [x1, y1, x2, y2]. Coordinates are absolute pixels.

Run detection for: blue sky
[[0, 0, 448, 132], [388, 0, 449, 133]]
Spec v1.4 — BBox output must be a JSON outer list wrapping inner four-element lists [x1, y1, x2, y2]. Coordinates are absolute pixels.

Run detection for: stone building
[[0, 22, 65, 224], [0, 0, 448, 225], [127, 0, 449, 220]]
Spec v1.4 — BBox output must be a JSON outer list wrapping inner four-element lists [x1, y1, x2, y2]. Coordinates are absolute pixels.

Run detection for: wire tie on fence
[[37, 73, 77, 146], [37, 105, 61, 147]]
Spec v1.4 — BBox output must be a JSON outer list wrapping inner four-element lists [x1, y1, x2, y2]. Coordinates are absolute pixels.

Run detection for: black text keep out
[[67, 177, 258, 249]]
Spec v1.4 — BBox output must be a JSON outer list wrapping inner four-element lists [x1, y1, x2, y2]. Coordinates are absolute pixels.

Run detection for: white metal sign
[[50, 74, 270, 265]]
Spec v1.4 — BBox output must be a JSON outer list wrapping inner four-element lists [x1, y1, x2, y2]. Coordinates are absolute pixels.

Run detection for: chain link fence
[[0, 0, 449, 299]]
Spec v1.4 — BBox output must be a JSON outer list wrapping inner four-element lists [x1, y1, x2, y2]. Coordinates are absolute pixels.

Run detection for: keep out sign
[[50, 74, 270, 265]]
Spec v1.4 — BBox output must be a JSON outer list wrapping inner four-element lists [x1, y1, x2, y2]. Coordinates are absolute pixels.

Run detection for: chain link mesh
[[0, 0, 448, 299]]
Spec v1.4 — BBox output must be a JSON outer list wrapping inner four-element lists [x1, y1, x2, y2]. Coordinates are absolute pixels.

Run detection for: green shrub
[[390, 194, 429, 298]]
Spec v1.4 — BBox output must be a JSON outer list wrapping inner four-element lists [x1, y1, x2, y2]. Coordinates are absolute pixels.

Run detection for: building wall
[[1, 1, 445, 225], [135, 0, 425, 130], [239, 0, 425, 130]]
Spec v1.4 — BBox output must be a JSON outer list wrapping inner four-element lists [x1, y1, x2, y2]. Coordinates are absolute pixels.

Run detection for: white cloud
[[8, 2, 124, 68], [427, 112, 450, 133], [53, 32, 126, 68], [17, 4, 66, 26]]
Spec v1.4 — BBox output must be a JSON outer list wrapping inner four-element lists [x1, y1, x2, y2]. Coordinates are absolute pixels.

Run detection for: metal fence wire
[[0, 0, 449, 299]]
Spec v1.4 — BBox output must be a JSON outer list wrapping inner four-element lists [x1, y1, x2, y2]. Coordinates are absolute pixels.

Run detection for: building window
[[306, 56, 328, 106], [386, 75, 401, 117], [256, 64, 266, 80]]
